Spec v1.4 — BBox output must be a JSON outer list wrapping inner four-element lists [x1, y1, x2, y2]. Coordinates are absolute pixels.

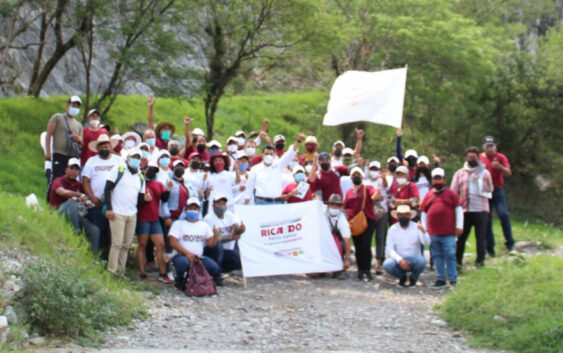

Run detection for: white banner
[[234, 200, 343, 277], [322, 68, 407, 128]]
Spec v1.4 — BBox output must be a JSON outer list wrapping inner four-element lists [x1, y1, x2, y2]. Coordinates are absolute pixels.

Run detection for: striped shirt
[[450, 163, 493, 213]]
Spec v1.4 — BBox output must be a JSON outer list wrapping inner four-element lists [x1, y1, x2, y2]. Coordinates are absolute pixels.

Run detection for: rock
[[4, 306, 18, 324], [431, 319, 448, 327], [0, 316, 8, 345], [493, 315, 507, 323], [29, 336, 45, 345]]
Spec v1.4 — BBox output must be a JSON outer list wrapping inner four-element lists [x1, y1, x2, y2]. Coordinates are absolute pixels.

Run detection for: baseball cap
[[67, 158, 81, 168], [387, 156, 399, 164], [237, 151, 248, 159], [186, 197, 201, 207], [417, 155, 430, 165], [319, 152, 331, 161], [342, 147, 354, 156], [147, 157, 159, 168], [87, 109, 100, 117], [396, 165, 409, 174], [327, 193, 343, 205], [305, 136, 318, 145], [68, 95, 82, 105], [274, 135, 286, 143], [369, 161, 381, 169], [127, 148, 142, 158], [234, 130, 246, 138], [431, 168, 445, 178], [292, 165, 305, 175], [349, 166, 364, 177], [333, 140, 345, 148], [192, 128, 205, 136], [173, 159, 186, 167], [405, 149, 418, 159], [483, 136, 496, 145], [213, 193, 228, 202], [208, 140, 222, 149], [227, 136, 238, 144]]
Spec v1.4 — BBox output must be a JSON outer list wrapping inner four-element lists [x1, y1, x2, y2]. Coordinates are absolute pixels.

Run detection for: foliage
[[440, 255, 563, 353]]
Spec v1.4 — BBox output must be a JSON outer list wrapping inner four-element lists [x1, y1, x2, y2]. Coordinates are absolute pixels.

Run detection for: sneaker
[[487, 251, 496, 257], [432, 280, 447, 289], [398, 275, 408, 287], [214, 277, 224, 287], [449, 281, 457, 287], [158, 274, 172, 284], [139, 273, 148, 282], [475, 261, 485, 268], [365, 272, 373, 282], [409, 276, 418, 287], [146, 261, 158, 272]]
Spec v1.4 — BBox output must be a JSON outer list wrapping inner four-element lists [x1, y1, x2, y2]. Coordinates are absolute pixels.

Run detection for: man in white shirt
[[168, 197, 222, 289], [245, 133, 306, 205], [104, 148, 149, 275], [383, 205, 430, 287], [203, 194, 246, 273]]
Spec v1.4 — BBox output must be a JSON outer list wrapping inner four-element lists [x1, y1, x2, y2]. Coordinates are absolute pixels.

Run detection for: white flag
[[322, 68, 407, 128]]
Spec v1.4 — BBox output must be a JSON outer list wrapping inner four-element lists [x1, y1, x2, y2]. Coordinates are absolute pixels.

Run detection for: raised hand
[[184, 117, 193, 126], [355, 128, 364, 139], [148, 96, 155, 107]]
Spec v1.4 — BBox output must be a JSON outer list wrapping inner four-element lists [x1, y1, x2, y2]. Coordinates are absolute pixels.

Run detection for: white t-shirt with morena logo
[[203, 210, 240, 250], [82, 154, 123, 198], [168, 219, 213, 257]]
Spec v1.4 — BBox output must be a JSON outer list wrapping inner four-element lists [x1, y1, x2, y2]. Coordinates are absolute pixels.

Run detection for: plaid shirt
[[451, 163, 493, 213]]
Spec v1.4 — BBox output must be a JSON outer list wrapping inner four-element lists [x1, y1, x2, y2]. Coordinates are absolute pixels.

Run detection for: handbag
[[62, 113, 82, 158], [349, 186, 368, 236], [184, 258, 217, 297]]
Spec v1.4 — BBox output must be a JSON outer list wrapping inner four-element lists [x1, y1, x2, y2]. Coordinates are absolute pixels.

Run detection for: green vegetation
[[440, 255, 563, 353]]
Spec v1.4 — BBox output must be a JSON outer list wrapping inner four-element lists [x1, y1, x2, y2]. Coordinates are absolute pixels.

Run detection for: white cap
[[138, 142, 149, 150], [368, 161, 381, 169], [127, 148, 142, 158], [349, 166, 364, 177], [168, 139, 182, 147], [213, 193, 228, 202], [431, 168, 445, 178], [396, 165, 409, 174], [192, 128, 205, 136], [387, 156, 399, 164], [68, 95, 82, 104], [173, 159, 186, 168], [234, 130, 245, 138], [342, 147, 354, 156], [67, 158, 81, 168], [123, 131, 141, 146], [208, 140, 222, 149], [158, 149, 171, 158], [417, 155, 430, 165], [227, 136, 238, 144], [87, 109, 100, 117], [186, 197, 201, 207], [274, 135, 285, 143], [292, 165, 305, 175], [147, 157, 159, 168], [237, 151, 248, 159], [111, 134, 123, 142], [305, 136, 318, 145], [405, 149, 418, 159], [333, 140, 345, 148]]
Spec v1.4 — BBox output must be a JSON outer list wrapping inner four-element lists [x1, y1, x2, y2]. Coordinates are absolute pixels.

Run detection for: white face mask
[[245, 147, 256, 156], [90, 119, 100, 128], [263, 154, 274, 165], [328, 208, 340, 217], [237, 137, 245, 146], [369, 171, 380, 179], [305, 165, 312, 173], [125, 139, 136, 149], [396, 177, 407, 185], [227, 144, 238, 153]]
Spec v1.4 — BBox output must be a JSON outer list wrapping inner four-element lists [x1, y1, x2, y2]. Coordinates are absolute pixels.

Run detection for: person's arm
[[82, 176, 100, 207], [254, 118, 269, 145], [420, 212, 428, 233], [455, 205, 463, 235], [385, 228, 403, 262], [244, 170, 256, 204], [308, 153, 318, 183], [180, 117, 193, 157], [147, 96, 155, 130], [371, 184, 383, 201], [207, 225, 218, 248], [419, 228, 431, 246], [104, 180, 117, 219], [353, 128, 364, 158], [481, 170, 494, 193], [45, 119, 56, 160], [279, 133, 305, 170], [55, 185, 86, 201], [493, 155, 511, 177], [450, 171, 460, 195], [233, 161, 241, 184], [396, 128, 403, 161], [169, 233, 197, 262]]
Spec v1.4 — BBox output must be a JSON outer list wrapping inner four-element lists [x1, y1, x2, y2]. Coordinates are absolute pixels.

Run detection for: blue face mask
[[146, 138, 156, 147], [159, 157, 170, 168], [129, 157, 141, 169], [68, 107, 80, 117], [294, 172, 306, 182], [161, 130, 171, 141], [209, 147, 219, 156], [141, 150, 149, 159], [186, 210, 199, 221], [238, 163, 248, 171], [288, 161, 298, 170]]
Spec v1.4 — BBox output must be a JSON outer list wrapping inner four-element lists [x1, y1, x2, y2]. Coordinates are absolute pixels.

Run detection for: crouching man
[[326, 194, 351, 275], [168, 197, 222, 290], [383, 205, 430, 287]]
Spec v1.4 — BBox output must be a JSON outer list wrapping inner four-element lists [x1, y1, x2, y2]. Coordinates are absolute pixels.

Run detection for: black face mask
[[196, 144, 206, 153], [320, 163, 330, 171], [190, 161, 200, 170], [174, 167, 185, 178], [406, 156, 417, 167], [275, 143, 285, 151], [417, 166, 428, 176], [99, 150, 110, 158], [399, 216, 410, 228], [468, 158, 479, 168], [334, 149, 342, 157], [169, 146, 179, 156], [145, 168, 157, 180], [352, 176, 363, 185], [388, 163, 397, 173]]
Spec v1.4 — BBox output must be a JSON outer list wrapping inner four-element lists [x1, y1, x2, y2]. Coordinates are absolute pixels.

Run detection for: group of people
[[44, 95, 516, 291]]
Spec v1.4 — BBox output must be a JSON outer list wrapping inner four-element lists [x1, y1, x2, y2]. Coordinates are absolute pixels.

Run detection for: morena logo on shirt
[[181, 234, 207, 242], [94, 165, 115, 172]]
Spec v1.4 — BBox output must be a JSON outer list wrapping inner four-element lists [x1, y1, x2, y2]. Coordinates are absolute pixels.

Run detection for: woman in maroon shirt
[[343, 167, 382, 282]]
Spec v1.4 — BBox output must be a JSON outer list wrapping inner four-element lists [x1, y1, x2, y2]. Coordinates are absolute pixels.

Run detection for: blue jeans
[[486, 188, 515, 253], [383, 255, 426, 280], [87, 206, 110, 258], [204, 242, 241, 273], [58, 200, 100, 252], [430, 235, 457, 282], [171, 254, 221, 290]]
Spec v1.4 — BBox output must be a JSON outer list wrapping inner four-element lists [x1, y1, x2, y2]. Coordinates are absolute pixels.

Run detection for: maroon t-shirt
[[49, 176, 83, 209], [479, 152, 510, 188], [184, 145, 210, 162], [138, 180, 165, 222], [282, 182, 313, 203], [81, 128, 108, 166], [313, 170, 343, 203], [389, 181, 420, 200], [156, 136, 168, 150], [343, 184, 376, 221], [420, 188, 461, 236]]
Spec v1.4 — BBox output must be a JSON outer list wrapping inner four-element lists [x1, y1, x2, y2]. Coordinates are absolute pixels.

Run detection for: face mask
[[245, 147, 256, 156], [468, 158, 479, 168], [305, 144, 316, 153], [128, 157, 141, 169], [352, 176, 363, 185], [174, 167, 185, 178], [238, 163, 248, 171], [432, 181, 446, 189], [328, 208, 340, 217], [159, 157, 170, 168], [275, 143, 285, 151], [190, 161, 200, 170], [161, 130, 171, 141], [388, 163, 397, 173], [209, 147, 219, 156], [237, 137, 245, 146], [320, 162, 330, 171], [343, 157, 353, 166], [263, 154, 274, 165], [227, 144, 238, 153], [334, 149, 342, 157], [294, 172, 306, 182], [186, 210, 199, 221], [125, 139, 136, 149], [213, 205, 227, 216], [169, 146, 179, 156], [99, 149, 110, 158], [396, 177, 407, 185], [146, 138, 156, 147], [146, 168, 157, 180], [417, 166, 428, 176], [113, 144, 123, 153], [369, 170, 380, 179], [406, 156, 417, 167], [141, 150, 149, 159], [197, 144, 206, 153], [90, 119, 100, 128], [288, 161, 297, 170], [399, 216, 410, 228], [305, 165, 312, 173], [68, 107, 80, 117], [214, 162, 225, 172]]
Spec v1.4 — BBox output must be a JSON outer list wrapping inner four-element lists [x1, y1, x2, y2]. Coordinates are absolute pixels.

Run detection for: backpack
[[61, 113, 82, 158], [184, 258, 217, 297]]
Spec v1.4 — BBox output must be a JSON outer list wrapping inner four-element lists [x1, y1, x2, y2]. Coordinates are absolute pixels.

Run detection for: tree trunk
[[28, 11, 48, 95]]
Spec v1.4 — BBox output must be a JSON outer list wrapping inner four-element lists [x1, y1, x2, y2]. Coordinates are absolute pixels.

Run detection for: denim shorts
[[136, 220, 163, 235]]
